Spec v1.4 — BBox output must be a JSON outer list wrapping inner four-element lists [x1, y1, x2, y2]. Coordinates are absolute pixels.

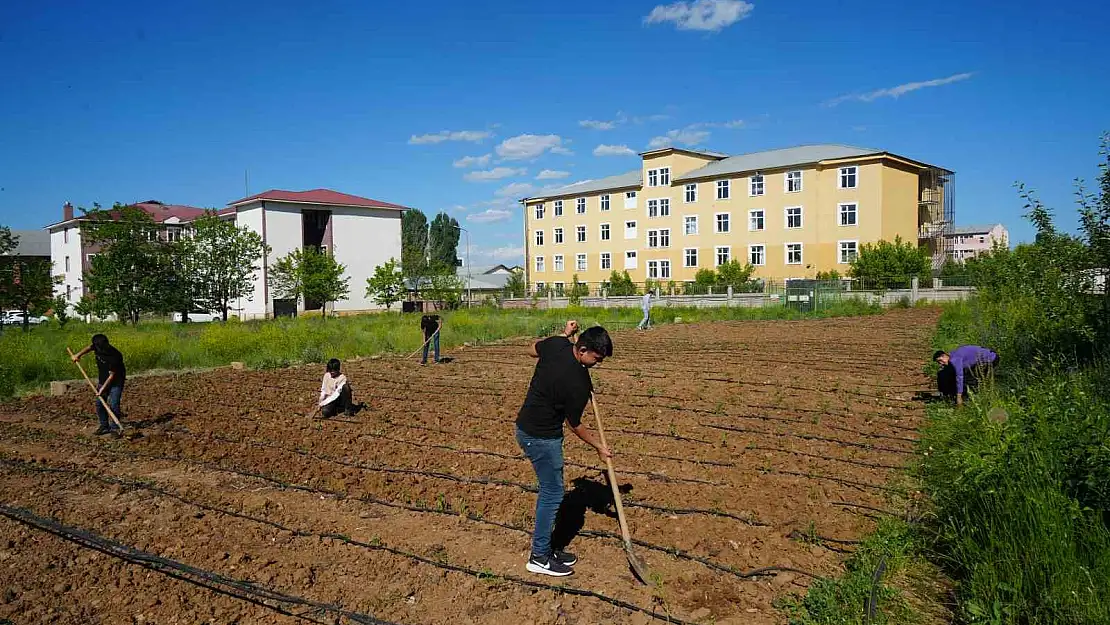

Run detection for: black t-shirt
[[95, 346, 126, 389], [516, 337, 593, 439], [421, 315, 440, 337]]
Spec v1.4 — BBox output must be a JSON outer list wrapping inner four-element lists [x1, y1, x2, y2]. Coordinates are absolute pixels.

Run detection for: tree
[[503, 269, 526, 298], [82, 203, 176, 324], [401, 209, 429, 282], [185, 212, 269, 321], [423, 264, 464, 310], [51, 294, 71, 328], [815, 269, 843, 281], [0, 226, 15, 255], [365, 257, 406, 310], [0, 259, 59, 332], [1076, 133, 1110, 313], [693, 268, 717, 286], [606, 270, 638, 296], [428, 212, 461, 271], [268, 246, 351, 320], [567, 275, 589, 306], [716, 260, 758, 292], [848, 235, 932, 289]]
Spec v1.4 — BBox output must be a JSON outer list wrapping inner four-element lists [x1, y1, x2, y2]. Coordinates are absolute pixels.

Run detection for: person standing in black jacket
[[515, 320, 613, 577], [71, 333, 126, 435], [420, 314, 442, 365]]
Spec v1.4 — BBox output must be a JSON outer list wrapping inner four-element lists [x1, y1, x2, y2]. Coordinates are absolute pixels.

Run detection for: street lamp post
[[450, 224, 471, 307]]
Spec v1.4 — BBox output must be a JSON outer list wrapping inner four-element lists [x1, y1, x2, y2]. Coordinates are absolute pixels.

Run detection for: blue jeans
[[516, 426, 564, 558], [95, 385, 123, 430], [638, 310, 650, 329], [421, 332, 440, 363]]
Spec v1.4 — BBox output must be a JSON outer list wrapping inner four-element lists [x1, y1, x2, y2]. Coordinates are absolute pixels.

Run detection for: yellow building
[[521, 144, 953, 291]]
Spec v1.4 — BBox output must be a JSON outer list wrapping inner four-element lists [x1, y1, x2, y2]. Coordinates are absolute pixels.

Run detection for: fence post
[[708, 286, 713, 295], [727, 285, 733, 306], [911, 276, 920, 304]]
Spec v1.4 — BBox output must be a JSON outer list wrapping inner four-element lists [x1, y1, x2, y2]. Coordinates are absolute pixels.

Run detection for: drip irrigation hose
[[700, 423, 913, 455], [0, 504, 397, 625]]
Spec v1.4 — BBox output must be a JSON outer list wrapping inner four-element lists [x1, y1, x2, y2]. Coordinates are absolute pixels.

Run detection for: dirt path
[[0, 308, 938, 624]]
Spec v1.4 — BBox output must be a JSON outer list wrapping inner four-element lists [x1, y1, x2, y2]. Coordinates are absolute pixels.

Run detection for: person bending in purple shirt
[[934, 346, 1000, 406]]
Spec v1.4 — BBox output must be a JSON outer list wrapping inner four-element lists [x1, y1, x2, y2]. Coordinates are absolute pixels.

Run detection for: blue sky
[[1, 0, 1107, 266]]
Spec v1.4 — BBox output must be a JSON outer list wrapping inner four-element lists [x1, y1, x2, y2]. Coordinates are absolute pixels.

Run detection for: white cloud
[[536, 169, 571, 180], [495, 134, 566, 160], [444, 204, 469, 214], [495, 181, 536, 197], [463, 167, 526, 182], [550, 146, 574, 156], [579, 119, 617, 130], [466, 209, 514, 223], [644, 0, 754, 32], [688, 120, 744, 129], [826, 72, 974, 106], [453, 154, 492, 168], [469, 244, 525, 264], [593, 144, 637, 157], [647, 127, 711, 149], [408, 130, 492, 145]]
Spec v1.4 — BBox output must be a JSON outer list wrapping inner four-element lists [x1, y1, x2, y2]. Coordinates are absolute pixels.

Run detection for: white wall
[[49, 226, 83, 310], [331, 206, 403, 312], [233, 206, 266, 319]]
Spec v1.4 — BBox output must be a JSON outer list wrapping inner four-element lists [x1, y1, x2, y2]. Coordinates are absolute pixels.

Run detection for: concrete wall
[[331, 206, 402, 313], [234, 206, 266, 318], [49, 225, 83, 310]]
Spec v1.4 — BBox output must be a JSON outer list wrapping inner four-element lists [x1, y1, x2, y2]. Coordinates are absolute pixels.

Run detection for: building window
[[786, 243, 803, 265], [625, 221, 637, 239], [647, 199, 658, 218], [600, 194, 610, 211], [535, 281, 545, 292], [534, 230, 544, 246], [660, 260, 671, 278], [64, 229, 69, 244], [646, 260, 671, 279], [600, 223, 611, 241], [750, 174, 764, 196], [749, 244, 765, 266], [715, 246, 730, 266], [660, 167, 670, 186], [600, 252, 611, 270], [576, 225, 586, 243], [684, 247, 698, 267], [66, 285, 72, 301], [786, 170, 803, 193], [684, 183, 697, 203], [534, 203, 545, 219], [748, 209, 764, 231], [715, 212, 730, 233], [684, 215, 698, 235], [839, 166, 857, 189], [838, 240, 858, 264], [716, 179, 730, 199], [554, 200, 563, 216], [65, 256, 70, 272], [553, 282, 565, 295], [576, 253, 587, 271], [554, 255, 564, 272], [576, 198, 586, 214], [785, 206, 803, 229], [647, 260, 659, 279], [535, 256, 545, 272], [554, 227, 564, 244], [624, 191, 637, 209], [625, 250, 638, 269], [647, 169, 658, 187], [839, 203, 857, 226], [647, 198, 670, 218]]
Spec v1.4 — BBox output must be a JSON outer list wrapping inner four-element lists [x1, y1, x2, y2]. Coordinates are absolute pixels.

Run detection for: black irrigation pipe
[[0, 457, 810, 595], [699, 423, 913, 455], [742, 446, 904, 471], [0, 503, 398, 625], [829, 501, 899, 517], [772, 470, 902, 495], [785, 530, 857, 555]]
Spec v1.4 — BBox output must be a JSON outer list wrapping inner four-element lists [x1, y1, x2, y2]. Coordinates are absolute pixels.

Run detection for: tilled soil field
[[0, 308, 937, 624]]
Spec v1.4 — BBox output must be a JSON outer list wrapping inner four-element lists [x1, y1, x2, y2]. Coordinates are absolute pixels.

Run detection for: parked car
[[172, 309, 220, 323], [3, 311, 47, 325]]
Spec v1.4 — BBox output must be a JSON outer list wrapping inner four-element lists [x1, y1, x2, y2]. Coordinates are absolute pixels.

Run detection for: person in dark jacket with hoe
[[420, 313, 442, 364], [935, 345, 1000, 406], [515, 320, 613, 577], [71, 333, 126, 435]]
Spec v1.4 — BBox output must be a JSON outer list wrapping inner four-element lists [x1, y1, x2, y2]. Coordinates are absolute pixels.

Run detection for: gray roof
[[526, 170, 642, 201], [4, 230, 49, 258], [674, 144, 882, 182], [949, 224, 1002, 236]]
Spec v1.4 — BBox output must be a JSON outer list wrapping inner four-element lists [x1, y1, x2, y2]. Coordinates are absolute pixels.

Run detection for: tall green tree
[[184, 212, 269, 321], [503, 269, 526, 298], [1, 259, 58, 332], [715, 260, 759, 292], [848, 235, 933, 289], [423, 264, 464, 310], [606, 270, 638, 296], [1076, 133, 1110, 313], [0, 226, 15, 256], [427, 212, 461, 272], [365, 257, 406, 310], [82, 203, 175, 324], [401, 209, 429, 283], [268, 246, 350, 320]]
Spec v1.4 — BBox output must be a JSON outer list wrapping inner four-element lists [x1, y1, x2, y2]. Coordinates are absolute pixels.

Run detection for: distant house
[[4, 230, 50, 262], [944, 223, 1008, 261], [45, 188, 412, 319]]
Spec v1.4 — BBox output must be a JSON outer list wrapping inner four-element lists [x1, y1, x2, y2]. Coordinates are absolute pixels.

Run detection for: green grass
[[0, 298, 880, 398], [918, 300, 1110, 624]]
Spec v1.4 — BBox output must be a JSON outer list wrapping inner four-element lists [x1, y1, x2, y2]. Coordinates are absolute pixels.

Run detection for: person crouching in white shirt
[[319, 358, 356, 418]]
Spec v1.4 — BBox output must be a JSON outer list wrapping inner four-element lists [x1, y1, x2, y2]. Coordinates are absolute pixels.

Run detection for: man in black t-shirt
[[420, 314, 442, 364], [515, 320, 613, 577], [71, 333, 126, 435]]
